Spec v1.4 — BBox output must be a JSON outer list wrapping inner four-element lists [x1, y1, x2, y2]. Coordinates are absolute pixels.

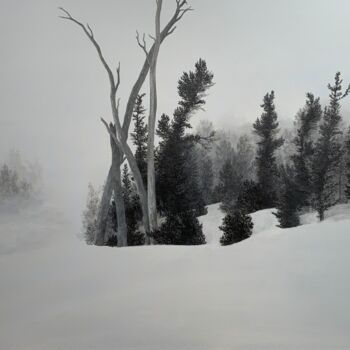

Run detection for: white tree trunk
[[60, 2, 192, 245], [95, 133, 128, 247], [111, 132, 128, 247], [147, 0, 162, 234]]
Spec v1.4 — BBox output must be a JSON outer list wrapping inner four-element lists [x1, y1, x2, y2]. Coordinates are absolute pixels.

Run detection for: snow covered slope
[[1, 203, 350, 349], [199, 203, 279, 244]]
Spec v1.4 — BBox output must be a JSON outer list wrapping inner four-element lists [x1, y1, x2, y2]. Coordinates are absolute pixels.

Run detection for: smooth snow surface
[[1, 203, 350, 349]]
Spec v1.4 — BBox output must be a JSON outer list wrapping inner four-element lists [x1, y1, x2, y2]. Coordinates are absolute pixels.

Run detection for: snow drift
[[1, 203, 350, 349]]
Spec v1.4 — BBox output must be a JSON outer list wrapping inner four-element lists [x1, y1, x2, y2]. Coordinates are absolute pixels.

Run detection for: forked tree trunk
[[95, 132, 128, 247], [119, 138, 150, 243], [60, 2, 192, 245]]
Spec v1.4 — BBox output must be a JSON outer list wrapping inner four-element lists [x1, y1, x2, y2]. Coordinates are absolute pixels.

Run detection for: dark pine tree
[[151, 211, 205, 245], [219, 209, 253, 246], [199, 154, 214, 205], [292, 93, 322, 208], [121, 163, 133, 203], [157, 59, 213, 216], [107, 164, 145, 246], [157, 113, 204, 215], [155, 59, 214, 244], [131, 93, 148, 185], [216, 158, 240, 212], [122, 164, 145, 246], [346, 127, 350, 200], [235, 180, 265, 214], [253, 91, 284, 208], [274, 166, 300, 228], [311, 72, 350, 220]]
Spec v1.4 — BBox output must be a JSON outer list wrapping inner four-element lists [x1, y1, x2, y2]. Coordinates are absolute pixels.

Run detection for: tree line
[[0, 150, 42, 205], [61, 2, 350, 247]]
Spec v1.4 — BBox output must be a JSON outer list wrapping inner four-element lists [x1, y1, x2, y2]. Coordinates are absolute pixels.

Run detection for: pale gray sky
[[1, 0, 350, 224]]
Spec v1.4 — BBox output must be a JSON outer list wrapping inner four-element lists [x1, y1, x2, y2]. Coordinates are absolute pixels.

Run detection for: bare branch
[[100, 118, 122, 149], [59, 7, 116, 91], [115, 62, 121, 91], [341, 84, 350, 100], [136, 31, 150, 63], [122, 0, 193, 135], [166, 26, 177, 36], [116, 98, 121, 114], [177, 7, 193, 21], [86, 23, 94, 37]]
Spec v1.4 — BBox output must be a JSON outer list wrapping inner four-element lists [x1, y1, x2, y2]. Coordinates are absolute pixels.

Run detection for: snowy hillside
[[1, 203, 350, 349]]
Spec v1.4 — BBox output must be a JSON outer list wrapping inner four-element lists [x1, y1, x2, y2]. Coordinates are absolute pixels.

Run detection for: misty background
[[1, 0, 350, 232]]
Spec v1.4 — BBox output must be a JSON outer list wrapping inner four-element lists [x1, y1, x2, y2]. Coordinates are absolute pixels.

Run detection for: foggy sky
[[1, 0, 350, 226]]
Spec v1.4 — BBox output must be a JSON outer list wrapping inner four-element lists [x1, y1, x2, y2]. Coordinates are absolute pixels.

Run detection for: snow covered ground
[[1, 202, 350, 349]]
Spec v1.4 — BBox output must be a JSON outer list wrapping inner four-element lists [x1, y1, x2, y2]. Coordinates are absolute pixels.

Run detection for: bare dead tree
[[137, 0, 162, 234], [59, 0, 192, 245]]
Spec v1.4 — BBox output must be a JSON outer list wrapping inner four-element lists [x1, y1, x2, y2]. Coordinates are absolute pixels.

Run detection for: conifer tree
[[0, 164, 18, 198], [311, 72, 350, 220], [0, 163, 32, 201], [199, 154, 214, 205], [292, 93, 322, 208], [131, 93, 148, 184], [217, 158, 240, 212], [157, 59, 214, 216], [235, 134, 255, 181], [121, 164, 145, 246], [82, 184, 100, 245], [152, 211, 205, 245], [106, 165, 145, 246], [274, 166, 300, 228], [253, 91, 284, 208], [122, 163, 133, 204], [219, 209, 253, 246], [155, 59, 213, 245], [235, 180, 265, 214], [345, 127, 350, 200]]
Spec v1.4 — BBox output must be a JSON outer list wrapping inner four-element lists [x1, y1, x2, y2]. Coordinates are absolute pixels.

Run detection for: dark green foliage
[[151, 211, 206, 245], [219, 209, 253, 246], [311, 72, 350, 220], [346, 127, 350, 200], [106, 165, 145, 247], [235, 134, 255, 182], [292, 93, 322, 208], [127, 227, 145, 246], [235, 180, 265, 213], [216, 158, 240, 212], [122, 164, 145, 246], [253, 91, 284, 208], [155, 59, 213, 245], [274, 166, 300, 228], [157, 127, 206, 216], [131, 93, 148, 184], [157, 59, 213, 217], [199, 154, 214, 205], [122, 164, 133, 203], [105, 200, 118, 247]]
